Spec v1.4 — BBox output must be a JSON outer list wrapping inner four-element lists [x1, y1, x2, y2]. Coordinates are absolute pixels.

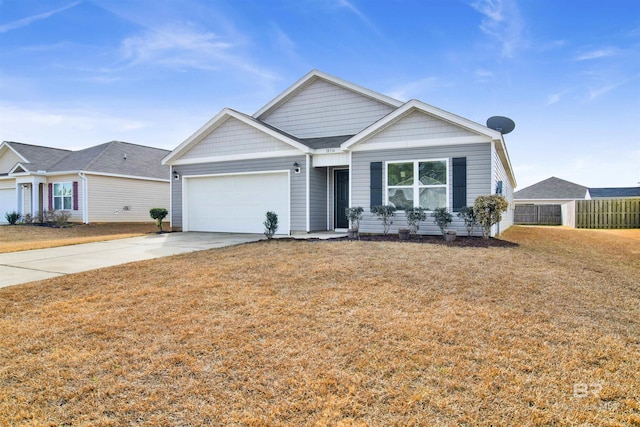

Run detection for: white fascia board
[[341, 100, 502, 151], [349, 135, 491, 153], [253, 69, 403, 119], [171, 149, 302, 166], [495, 135, 517, 189], [162, 108, 308, 165], [43, 170, 169, 183], [0, 141, 29, 163]]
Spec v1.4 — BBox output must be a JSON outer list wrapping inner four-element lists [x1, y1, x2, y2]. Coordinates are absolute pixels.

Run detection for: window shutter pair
[[369, 158, 467, 211], [47, 182, 79, 210]]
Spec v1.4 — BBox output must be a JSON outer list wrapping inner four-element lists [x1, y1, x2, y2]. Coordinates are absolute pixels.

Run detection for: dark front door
[[335, 169, 349, 229]]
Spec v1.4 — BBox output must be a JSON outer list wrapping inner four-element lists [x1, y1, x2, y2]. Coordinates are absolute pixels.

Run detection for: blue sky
[[0, 0, 638, 189]]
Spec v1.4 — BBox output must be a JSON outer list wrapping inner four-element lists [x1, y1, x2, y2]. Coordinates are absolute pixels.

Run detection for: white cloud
[[0, 1, 81, 33], [387, 76, 453, 101], [469, 0, 526, 58], [475, 68, 494, 82], [575, 47, 619, 61], [337, 0, 382, 36]]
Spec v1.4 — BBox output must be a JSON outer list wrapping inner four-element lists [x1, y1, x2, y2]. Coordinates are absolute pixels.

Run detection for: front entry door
[[334, 169, 349, 229]]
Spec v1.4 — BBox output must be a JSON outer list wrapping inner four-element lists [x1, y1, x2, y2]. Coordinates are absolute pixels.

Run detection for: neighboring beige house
[[0, 140, 170, 224]]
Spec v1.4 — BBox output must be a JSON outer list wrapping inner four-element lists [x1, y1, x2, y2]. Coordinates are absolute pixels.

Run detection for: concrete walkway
[[0, 232, 264, 288], [0, 231, 348, 289]]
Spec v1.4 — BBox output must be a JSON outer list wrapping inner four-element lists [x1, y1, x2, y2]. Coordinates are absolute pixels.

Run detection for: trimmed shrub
[[473, 195, 509, 239], [457, 206, 478, 237], [150, 208, 168, 232], [432, 207, 453, 237], [5, 211, 21, 225], [370, 205, 396, 235], [345, 207, 364, 231], [405, 207, 427, 234], [263, 211, 279, 239]]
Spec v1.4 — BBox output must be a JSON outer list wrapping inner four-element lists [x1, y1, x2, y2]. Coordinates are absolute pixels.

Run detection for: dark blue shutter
[[48, 183, 53, 211], [370, 162, 383, 207], [452, 157, 467, 212]]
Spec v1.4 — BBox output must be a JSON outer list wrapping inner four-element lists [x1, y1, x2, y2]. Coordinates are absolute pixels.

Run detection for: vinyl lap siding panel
[[358, 110, 476, 146], [309, 166, 328, 231], [86, 175, 169, 223], [352, 144, 491, 236], [179, 117, 295, 160], [260, 79, 395, 138], [171, 156, 307, 232], [493, 143, 514, 233]]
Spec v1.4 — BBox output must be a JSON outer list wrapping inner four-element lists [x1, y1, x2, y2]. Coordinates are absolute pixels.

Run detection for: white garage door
[[184, 172, 289, 234], [0, 188, 16, 224]]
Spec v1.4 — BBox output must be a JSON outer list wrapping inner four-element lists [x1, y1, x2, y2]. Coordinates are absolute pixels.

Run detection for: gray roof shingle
[[5, 141, 170, 180], [514, 177, 588, 200], [588, 187, 640, 198]]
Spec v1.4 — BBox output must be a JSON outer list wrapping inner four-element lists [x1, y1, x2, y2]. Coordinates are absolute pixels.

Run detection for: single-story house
[[0, 140, 170, 224], [162, 70, 517, 236], [514, 177, 588, 205]]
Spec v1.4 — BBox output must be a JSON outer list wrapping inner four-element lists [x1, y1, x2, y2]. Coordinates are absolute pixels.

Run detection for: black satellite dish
[[486, 116, 515, 134]]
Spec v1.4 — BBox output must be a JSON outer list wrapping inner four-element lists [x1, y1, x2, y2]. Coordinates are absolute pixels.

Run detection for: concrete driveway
[[0, 232, 264, 288]]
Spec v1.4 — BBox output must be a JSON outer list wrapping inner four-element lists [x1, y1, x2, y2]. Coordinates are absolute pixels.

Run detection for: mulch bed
[[350, 233, 518, 247]]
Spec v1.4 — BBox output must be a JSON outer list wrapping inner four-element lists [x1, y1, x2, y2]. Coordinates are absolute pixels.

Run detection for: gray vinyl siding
[[260, 78, 395, 138], [351, 143, 492, 236], [179, 117, 294, 160], [493, 143, 514, 234], [309, 166, 328, 231], [358, 110, 475, 145], [44, 174, 84, 223], [171, 156, 306, 232]]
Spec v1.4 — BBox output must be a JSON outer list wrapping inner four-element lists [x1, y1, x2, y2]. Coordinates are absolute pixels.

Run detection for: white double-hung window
[[53, 182, 73, 210], [387, 159, 448, 211]]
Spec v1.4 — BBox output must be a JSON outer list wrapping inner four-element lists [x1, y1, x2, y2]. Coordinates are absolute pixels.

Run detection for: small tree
[[150, 208, 168, 232], [345, 207, 364, 231], [263, 211, 279, 239], [370, 205, 396, 235], [473, 195, 509, 239], [432, 207, 453, 237], [405, 207, 427, 234], [5, 211, 21, 225], [457, 206, 478, 237]]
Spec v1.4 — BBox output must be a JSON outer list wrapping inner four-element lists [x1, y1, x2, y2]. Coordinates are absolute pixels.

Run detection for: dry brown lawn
[[1, 226, 638, 426], [0, 223, 169, 253]]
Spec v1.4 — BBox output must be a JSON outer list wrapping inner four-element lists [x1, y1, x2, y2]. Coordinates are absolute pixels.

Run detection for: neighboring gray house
[[0, 140, 170, 224], [587, 187, 640, 199], [514, 177, 588, 205], [162, 70, 517, 236]]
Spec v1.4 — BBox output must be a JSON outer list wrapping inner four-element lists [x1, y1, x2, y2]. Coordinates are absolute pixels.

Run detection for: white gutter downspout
[[79, 172, 89, 224], [305, 154, 311, 232]]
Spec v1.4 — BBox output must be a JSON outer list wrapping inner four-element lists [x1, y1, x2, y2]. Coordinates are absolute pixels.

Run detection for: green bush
[[5, 211, 21, 225], [345, 207, 364, 231], [473, 195, 509, 239], [263, 211, 279, 239], [150, 208, 168, 232], [457, 206, 478, 237], [405, 207, 427, 234], [370, 205, 396, 235], [432, 207, 453, 237]]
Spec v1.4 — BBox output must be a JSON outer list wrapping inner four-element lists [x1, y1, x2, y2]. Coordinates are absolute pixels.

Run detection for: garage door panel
[[0, 188, 16, 224], [185, 173, 289, 233]]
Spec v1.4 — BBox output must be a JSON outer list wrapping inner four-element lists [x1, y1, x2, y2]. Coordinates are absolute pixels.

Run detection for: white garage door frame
[[182, 170, 290, 234]]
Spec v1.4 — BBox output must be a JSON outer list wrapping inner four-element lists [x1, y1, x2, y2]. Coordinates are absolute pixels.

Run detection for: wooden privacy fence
[[514, 204, 562, 225], [576, 198, 640, 229]]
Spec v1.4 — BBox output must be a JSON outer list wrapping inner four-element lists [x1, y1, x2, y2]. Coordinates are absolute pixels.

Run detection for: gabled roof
[[162, 108, 311, 165], [341, 99, 502, 150], [2, 141, 71, 172], [514, 177, 588, 200], [253, 69, 403, 119], [2, 140, 170, 180], [588, 187, 640, 198]]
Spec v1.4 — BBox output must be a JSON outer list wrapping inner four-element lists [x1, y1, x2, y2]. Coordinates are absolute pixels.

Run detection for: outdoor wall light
[[173, 170, 180, 180], [293, 162, 301, 174]]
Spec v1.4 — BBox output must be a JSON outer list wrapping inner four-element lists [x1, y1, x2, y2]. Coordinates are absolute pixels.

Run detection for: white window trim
[[385, 158, 449, 211], [53, 182, 73, 211]]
